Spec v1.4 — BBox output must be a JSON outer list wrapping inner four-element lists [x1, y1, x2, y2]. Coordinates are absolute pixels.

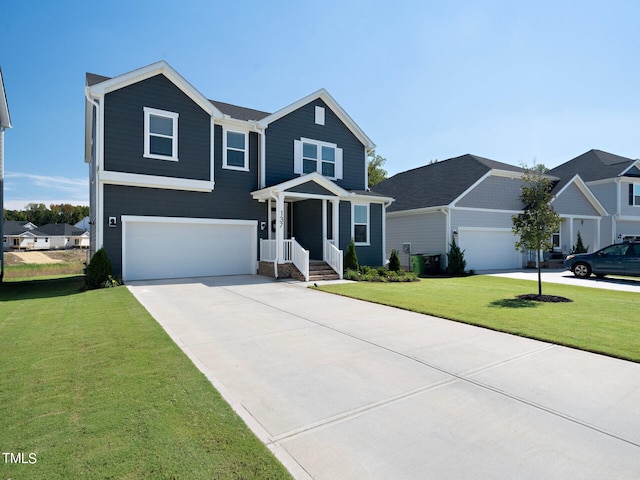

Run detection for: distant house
[[0, 66, 12, 280], [37, 223, 90, 249], [75, 216, 91, 232], [2, 221, 47, 251], [3, 221, 89, 251]]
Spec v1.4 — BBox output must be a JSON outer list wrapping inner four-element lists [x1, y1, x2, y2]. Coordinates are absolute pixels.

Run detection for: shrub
[[571, 231, 589, 254], [388, 249, 401, 272], [344, 239, 359, 271], [343, 267, 418, 283], [446, 237, 467, 276], [86, 248, 113, 288], [101, 275, 123, 288]]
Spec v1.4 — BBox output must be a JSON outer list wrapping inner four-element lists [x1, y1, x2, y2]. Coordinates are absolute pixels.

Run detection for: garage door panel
[[123, 218, 256, 281], [459, 229, 521, 271]]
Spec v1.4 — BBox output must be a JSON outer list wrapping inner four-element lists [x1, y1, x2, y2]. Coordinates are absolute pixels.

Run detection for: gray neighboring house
[[0, 67, 12, 282], [372, 153, 608, 272], [549, 149, 640, 248], [36, 223, 90, 249], [84, 61, 392, 282]]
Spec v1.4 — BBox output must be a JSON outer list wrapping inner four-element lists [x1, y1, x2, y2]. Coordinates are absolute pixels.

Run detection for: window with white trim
[[223, 130, 249, 170], [144, 107, 178, 161], [352, 204, 369, 245], [294, 138, 343, 179], [632, 184, 640, 206]]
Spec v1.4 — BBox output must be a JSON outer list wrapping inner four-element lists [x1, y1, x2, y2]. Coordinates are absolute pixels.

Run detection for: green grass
[[320, 276, 640, 362], [0, 276, 292, 480], [4, 262, 85, 278]]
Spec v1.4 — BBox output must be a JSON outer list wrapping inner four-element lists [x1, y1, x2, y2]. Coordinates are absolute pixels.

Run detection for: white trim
[[297, 137, 341, 180], [87, 61, 223, 118], [450, 171, 492, 207], [252, 171, 350, 200], [453, 206, 523, 214], [258, 88, 375, 150], [143, 107, 179, 161], [586, 177, 618, 187], [387, 206, 449, 217], [352, 203, 370, 246], [222, 128, 249, 171], [551, 174, 608, 216], [100, 171, 214, 192], [620, 159, 640, 177]]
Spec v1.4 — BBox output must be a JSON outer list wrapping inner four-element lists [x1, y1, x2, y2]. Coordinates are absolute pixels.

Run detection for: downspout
[[85, 87, 101, 255], [440, 208, 450, 270], [383, 199, 393, 264], [0, 126, 5, 283], [269, 191, 279, 279]]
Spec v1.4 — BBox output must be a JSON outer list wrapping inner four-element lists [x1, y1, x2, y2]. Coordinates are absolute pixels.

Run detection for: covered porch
[[251, 172, 346, 281]]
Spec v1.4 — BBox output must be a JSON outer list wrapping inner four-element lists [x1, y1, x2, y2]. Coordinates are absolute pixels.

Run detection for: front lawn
[[0, 276, 292, 480], [320, 276, 640, 362]]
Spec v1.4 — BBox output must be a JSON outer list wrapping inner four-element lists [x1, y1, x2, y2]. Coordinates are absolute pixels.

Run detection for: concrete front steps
[[308, 260, 340, 281]]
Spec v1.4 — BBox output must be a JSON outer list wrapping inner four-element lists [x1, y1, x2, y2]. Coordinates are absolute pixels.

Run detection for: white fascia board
[[100, 170, 214, 192], [620, 159, 640, 176], [348, 192, 394, 204], [121, 215, 256, 227], [450, 171, 492, 207], [387, 206, 448, 217], [0, 68, 11, 129], [88, 61, 223, 119], [586, 177, 617, 187], [258, 88, 375, 150], [551, 174, 608, 216], [251, 172, 350, 200]]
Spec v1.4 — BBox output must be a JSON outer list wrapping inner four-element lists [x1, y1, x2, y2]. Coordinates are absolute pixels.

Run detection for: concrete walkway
[[128, 275, 640, 479]]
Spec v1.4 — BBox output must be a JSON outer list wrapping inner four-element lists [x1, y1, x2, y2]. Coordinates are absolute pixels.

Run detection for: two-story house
[[84, 61, 392, 282]]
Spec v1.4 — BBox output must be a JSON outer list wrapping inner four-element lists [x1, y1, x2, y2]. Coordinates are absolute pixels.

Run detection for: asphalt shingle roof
[[549, 149, 636, 193], [37, 223, 87, 236], [372, 154, 523, 212]]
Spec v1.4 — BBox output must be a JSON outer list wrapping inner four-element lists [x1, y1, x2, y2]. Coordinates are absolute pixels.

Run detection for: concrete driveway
[[128, 275, 640, 479]]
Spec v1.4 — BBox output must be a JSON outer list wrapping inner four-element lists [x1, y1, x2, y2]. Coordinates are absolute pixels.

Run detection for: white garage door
[[122, 216, 257, 281], [458, 228, 521, 271]]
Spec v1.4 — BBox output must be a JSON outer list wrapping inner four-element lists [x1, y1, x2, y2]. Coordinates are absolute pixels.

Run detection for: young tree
[[446, 237, 467, 276], [512, 164, 561, 296], [367, 150, 387, 188]]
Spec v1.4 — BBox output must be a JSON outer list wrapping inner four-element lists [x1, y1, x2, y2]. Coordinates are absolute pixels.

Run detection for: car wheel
[[573, 263, 591, 278]]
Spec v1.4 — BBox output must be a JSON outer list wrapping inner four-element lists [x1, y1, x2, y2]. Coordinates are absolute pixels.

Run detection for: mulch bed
[[517, 294, 573, 303]]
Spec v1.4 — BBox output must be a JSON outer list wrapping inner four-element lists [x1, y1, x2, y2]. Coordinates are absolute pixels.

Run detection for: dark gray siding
[[287, 181, 338, 196], [102, 127, 266, 276], [338, 201, 384, 267], [104, 74, 211, 181], [292, 200, 323, 259], [265, 99, 366, 190]]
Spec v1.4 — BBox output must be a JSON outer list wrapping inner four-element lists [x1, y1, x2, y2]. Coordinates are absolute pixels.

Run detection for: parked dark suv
[[564, 242, 640, 278]]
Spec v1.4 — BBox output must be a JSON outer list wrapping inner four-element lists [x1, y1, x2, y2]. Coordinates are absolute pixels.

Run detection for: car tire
[[573, 263, 591, 278]]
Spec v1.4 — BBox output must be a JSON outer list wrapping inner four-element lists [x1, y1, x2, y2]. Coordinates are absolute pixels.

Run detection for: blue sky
[[3, 0, 640, 210]]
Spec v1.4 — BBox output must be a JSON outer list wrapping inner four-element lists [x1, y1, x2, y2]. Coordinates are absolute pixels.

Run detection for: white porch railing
[[324, 239, 343, 280], [259, 238, 309, 281], [291, 238, 309, 281]]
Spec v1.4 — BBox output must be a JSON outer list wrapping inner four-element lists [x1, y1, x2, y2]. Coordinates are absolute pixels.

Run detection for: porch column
[[332, 199, 340, 246], [275, 192, 285, 261], [267, 198, 272, 240], [322, 200, 328, 243]]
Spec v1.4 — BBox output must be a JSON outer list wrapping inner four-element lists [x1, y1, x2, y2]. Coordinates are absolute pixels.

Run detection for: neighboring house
[[2, 221, 49, 251], [549, 149, 640, 248], [372, 154, 527, 271], [0, 66, 12, 281], [37, 223, 90, 249], [84, 61, 392, 282], [75, 216, 91, 232], [372, 153, 609, 272]]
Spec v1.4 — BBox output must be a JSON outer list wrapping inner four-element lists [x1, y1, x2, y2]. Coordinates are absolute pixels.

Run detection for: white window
[[294, 138, 343, 179], [223, 130, 249, 171], [633, 184, 640, 206], [144, 107, 179, 161], [315, 106, 325, 125], [352, 204, 369, 245]]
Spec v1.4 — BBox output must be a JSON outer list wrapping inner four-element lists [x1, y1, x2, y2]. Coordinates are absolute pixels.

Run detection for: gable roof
[[372, 154, 523, 212], [0, 66, 11, 129], [2, 221, 38, 236], [209, 100, 270, 122], [37, 223, 88, 236], [551, 175, 608, 216], [257, 89, 375, 151], [86, 61, 224, 118], [549, 149, 636, 192]]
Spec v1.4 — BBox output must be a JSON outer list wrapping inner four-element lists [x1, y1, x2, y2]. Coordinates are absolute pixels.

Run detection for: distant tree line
[[3, 203, 90, 226]]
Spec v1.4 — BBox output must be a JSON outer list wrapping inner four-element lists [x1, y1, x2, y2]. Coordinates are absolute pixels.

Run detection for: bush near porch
[[344, 265, 419, 282]]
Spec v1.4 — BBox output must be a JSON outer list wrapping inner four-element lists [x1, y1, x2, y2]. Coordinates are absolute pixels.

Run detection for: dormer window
[[144, 107, 179, 161], [294, 138, 343, 180]]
